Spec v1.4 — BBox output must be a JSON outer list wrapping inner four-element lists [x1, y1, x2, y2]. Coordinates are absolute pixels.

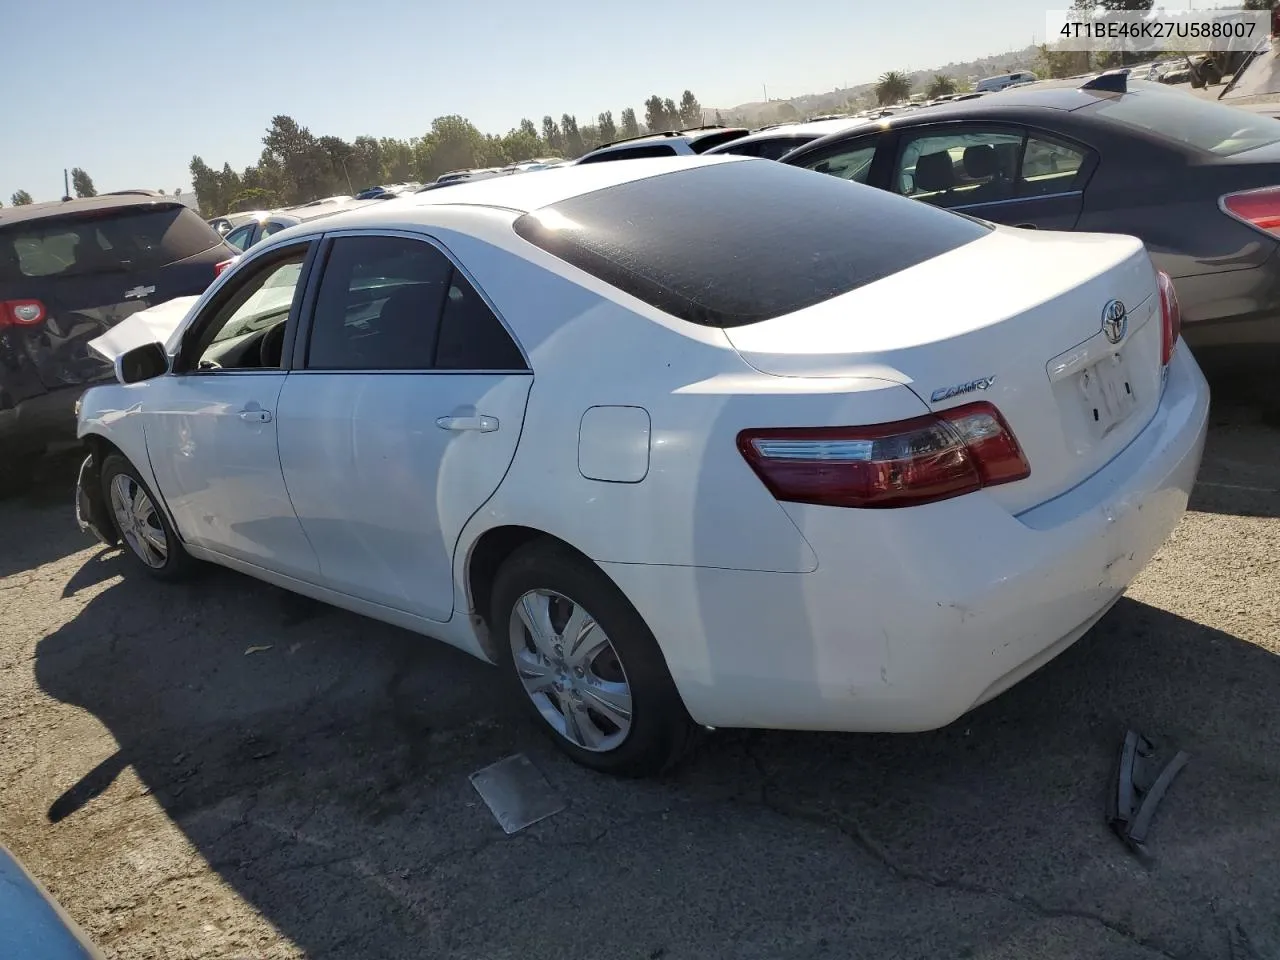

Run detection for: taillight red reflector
[[1222, 187, 1280, 237], [737, 401, 1030, 509], [214, 258, 236, 277], [1156, 269, 1181, 366], [0, 299, 47, 328]]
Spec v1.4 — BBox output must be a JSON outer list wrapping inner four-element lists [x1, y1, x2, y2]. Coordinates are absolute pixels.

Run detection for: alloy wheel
[[108, 474, 168, 569], [508, 588, 633, 752]]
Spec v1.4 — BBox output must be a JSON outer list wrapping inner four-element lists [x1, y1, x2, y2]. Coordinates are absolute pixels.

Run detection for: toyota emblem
[[1101, 299, 1127, 344]]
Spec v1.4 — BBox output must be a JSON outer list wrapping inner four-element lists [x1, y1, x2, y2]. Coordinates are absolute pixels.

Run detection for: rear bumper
[[603, 346, 1210, 732], [0, 383, 89, 454]]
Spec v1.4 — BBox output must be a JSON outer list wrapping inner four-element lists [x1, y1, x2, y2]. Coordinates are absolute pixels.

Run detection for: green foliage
[[1243, 0, 1276, 9], [189, 91, 702, 215], [619, 108, 640, 139], [875, 71, 912, 105], [10, 190, 32, 205], [678, 90, 702, 127], [70, 168, 96, 198], [926, 74, 957, 98]]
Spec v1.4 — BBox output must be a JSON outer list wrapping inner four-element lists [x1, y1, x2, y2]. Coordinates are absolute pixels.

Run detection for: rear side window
[[306, 235, 526, 371], [1091, 90, 1280, 156], [690, 130, 748, 153], [578, 143, 679, 164], [0, 205, 221, 281], [513, 160, 990, 328], [718, 136, 816, 160]]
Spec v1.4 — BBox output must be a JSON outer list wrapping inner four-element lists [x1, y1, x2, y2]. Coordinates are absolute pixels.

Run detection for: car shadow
[[0, 449, 98, 579], [32, 553, 1280, 958]]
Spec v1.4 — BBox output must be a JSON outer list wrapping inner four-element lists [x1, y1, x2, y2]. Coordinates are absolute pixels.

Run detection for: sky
[[1, 0, 1053, 204]]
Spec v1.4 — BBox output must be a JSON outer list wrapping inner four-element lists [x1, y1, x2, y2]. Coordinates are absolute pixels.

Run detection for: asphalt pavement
[[0, 399, 1278, 960]]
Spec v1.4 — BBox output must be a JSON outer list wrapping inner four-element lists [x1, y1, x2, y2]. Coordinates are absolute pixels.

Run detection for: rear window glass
[[513, 160, 990, 327], [690, 129, 749, 152], [1091, 90, 1280, 156], [718, 136, 816, 160], [0, 205, 220, 281], [578, 143, 680, 163]]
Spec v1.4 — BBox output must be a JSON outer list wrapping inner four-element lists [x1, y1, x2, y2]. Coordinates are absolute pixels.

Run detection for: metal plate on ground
[[469, 754, 565, 835]]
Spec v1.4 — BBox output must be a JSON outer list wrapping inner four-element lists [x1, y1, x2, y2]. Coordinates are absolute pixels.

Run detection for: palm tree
[[926, 74, 957, 98], [875, 71, 913, 106]]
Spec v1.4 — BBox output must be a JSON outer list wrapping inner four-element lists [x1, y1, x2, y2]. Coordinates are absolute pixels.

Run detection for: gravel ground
[[1, 399, 1278, 960]]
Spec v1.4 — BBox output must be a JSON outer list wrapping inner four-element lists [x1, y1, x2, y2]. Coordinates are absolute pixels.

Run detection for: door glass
[[1020, 136, 1088, 197], [434, 271, 527, 370], [189, 250, 308, 371], [224, 224, 256, 251], [260, 220, 290, 239], [306, 235, 452, 370], [801, 143, 876, 183], [896, 129, 1023, 208]]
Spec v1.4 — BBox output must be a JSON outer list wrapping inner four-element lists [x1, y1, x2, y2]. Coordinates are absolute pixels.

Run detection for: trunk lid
[[723, 227, 1164, 513], [0, 203, 227, 403]]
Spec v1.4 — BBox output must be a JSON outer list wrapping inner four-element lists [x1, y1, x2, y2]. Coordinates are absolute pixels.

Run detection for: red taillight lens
[[737, 401, 1030, 509], [214, 258, 236, 277], [1156, 269, 1181, 366], [1221, 187, 1280, 237], [0, 299, 47, 328]]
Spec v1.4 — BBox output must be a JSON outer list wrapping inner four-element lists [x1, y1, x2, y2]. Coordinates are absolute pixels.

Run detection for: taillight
[[0, 299, 47, 328], [1221, 187, 1280, 237], [214, 258, 236, 277], [1156, 269, 1181, 365], [736, 401, 1030, 509]]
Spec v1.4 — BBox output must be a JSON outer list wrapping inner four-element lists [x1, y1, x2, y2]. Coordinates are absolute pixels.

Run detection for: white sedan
[[74, 157, 1210, 776]]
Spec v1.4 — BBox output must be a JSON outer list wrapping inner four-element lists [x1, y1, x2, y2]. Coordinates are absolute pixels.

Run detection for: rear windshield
[[0, 205, 220, 281], [513, 160, 990, 327], [577, 143, 681, 163], [717, 136, 817, 160], [1091, 89, 1280, 156]]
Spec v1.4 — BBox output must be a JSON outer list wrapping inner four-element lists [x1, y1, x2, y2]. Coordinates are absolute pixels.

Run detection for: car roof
[[718, 117, 878, 146], [291, 155, 748, 229], [0, 194, 186, 228]]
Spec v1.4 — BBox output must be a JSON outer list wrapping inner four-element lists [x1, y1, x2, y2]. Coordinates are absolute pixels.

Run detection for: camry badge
[[124, 285, 156, 300], [930, 376, 996, 404], [1102, 299, 1127, 344]]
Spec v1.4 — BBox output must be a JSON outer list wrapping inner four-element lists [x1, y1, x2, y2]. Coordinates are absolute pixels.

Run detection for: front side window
[[894, 127, 1090, 208], [185, 248, 309, 371]]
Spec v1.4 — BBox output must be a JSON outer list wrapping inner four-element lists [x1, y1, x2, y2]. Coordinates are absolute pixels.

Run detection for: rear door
[[889, 124, 1095, 230], [276, 231, 532, 621], [0, 203, 230, 405]]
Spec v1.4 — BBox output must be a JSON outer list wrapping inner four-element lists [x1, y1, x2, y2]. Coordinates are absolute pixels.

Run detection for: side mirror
[[115, 342, 168, 384]]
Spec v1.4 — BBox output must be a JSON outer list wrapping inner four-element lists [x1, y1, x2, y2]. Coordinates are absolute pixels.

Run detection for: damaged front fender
[[75, 453, 117, 546]]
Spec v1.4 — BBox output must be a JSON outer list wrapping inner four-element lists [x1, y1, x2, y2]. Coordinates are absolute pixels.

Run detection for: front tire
[[100, 453, 194, 581], [491, 541, 694, 777]]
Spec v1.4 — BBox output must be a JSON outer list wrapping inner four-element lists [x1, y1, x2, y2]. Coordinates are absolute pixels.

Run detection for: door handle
[[436, 414, 498, 433], [239, 408, 273, 423]]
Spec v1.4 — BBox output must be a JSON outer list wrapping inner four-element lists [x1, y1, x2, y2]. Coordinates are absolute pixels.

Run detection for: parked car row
[[74, 146, 1207, 776]]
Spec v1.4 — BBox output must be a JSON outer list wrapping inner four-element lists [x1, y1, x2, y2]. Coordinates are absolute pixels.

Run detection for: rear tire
[[100, 453, 195, 581], [491, 540, 695, 777]]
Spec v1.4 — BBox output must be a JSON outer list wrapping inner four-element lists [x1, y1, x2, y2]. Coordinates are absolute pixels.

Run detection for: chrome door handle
[[239, 408, 272, 423], [436, 414, 498, 433]]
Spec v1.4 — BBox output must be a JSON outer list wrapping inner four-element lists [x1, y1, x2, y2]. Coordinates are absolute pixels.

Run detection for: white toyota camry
[[74, 157, 1210, 776]]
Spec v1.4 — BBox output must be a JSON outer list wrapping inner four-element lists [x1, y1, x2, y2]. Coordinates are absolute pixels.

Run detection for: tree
[[714, 109, 725, 126], [1244, 0, 1276, 9], [678, 90, 702, 128], [541, 116, 564, 154], [11, 190, 32, 206], [926, 74, 957, 98], [562, 114, 584, 157], [597, 110, 617, 144], [644, 95, 666, 133], [619, 107, 639, 139], [502, 126, 543, 162], [662, 98, 680, 130], [70, 168, 97, 198], [875, 71, 912, 105], [776, 102, 799, 121], [349, 136, 384, 189]]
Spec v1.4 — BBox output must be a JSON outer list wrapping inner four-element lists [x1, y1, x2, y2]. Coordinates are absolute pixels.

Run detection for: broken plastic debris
[[1106, 729, 1190, 852], [243, 645, 272, 656], [469, 754, 565, 835]]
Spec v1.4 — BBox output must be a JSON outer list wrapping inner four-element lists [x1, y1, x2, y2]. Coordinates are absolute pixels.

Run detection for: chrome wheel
[[509, 588, 633, 752], [108, 474, 167, 569]]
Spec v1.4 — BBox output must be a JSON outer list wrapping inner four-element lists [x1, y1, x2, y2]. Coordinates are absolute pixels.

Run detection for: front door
[[144, 242, 321, 579], [890, 124, 1095, 231], [276, 232, 532, 621]]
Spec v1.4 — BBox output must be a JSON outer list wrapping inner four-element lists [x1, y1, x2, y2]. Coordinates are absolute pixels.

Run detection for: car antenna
[[1080, 70, 1127, 94]]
